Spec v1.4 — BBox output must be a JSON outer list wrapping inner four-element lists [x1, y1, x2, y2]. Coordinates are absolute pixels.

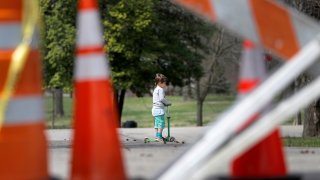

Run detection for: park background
[[41, 0, 320, 139]]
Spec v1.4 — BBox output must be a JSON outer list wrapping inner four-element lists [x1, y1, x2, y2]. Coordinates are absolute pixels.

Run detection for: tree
[[101, 0, 155, 118], [101, 0, 209, 123], [303, 98, 320, 137], [40, 0, 77, 126], [194, 26, 240, 126], [40, 0, 218, 127], [282, 0, 320, 136]]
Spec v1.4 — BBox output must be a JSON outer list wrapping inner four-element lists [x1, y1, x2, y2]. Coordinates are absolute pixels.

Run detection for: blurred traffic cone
[[231, 40, 286, 178], [71, 0, 126, 179], [0, 1, 48, 179]]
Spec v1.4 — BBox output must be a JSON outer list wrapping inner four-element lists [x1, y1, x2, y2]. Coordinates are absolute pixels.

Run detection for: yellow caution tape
[[0, 1, 39, 130]]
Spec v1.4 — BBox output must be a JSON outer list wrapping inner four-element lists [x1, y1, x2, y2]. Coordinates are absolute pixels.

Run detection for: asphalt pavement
[[47, 125, 320, 179]]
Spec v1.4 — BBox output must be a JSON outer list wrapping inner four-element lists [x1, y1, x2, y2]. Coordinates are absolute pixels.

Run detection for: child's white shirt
[[152, 86, 169, 116]]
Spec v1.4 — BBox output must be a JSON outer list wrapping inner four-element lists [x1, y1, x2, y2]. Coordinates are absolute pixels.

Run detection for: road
[[47, 126, 320, 179]]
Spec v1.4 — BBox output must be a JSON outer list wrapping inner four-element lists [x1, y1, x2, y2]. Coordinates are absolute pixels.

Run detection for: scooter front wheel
[[169, 137, 175, 142]]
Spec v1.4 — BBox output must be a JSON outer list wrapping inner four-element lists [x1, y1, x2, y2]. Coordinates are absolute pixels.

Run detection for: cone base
[[232, 129, 286, 177], [0, 122, 48, 179]]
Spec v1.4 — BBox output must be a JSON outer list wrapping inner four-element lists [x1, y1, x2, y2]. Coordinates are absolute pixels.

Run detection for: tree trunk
[[51, 90, 55, 128], [182, 86, 189, 101], [292, 79, 302, 125], [117, 89, 126, 125], [53, 87, 64, 118], [187, 81, 193, 99], [69, 91, 73, 98], [303, 99, 320, 137], [182, 83, 194, 101], [195, 81, 203, 126], [292, 111, 302, 125], [196, 100, 203, 126]]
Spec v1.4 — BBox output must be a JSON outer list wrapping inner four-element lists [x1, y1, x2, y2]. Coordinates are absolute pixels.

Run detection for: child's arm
[[159, 88, 171, 106], [161, 98, 171, 106]]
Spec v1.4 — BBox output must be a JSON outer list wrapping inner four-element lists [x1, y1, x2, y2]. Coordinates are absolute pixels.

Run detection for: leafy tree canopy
[[40, 0, 215, 96], [40, 0, 77, 90], [102, 0, 214, 96]]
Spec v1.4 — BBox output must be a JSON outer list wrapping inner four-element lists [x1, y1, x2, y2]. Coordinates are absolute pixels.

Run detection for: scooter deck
[[144, 137, 166, 144]]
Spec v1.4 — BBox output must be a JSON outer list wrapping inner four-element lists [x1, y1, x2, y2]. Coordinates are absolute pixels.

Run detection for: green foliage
[[40, 0, 77, 89], [104, 0, 154, 57], [101, 0, 155, 96], [102, 0, 214, 95], [39, 0, 215, 96], [150, 0, 213, 84]]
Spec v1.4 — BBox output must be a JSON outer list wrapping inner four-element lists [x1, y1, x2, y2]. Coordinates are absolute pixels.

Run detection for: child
[[152, 73, 171, 141]]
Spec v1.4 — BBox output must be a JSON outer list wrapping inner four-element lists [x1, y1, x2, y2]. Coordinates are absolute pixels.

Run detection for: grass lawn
[[45, 96, 74, 129], [45, 95, 320, 147], [122, 95, 235, 128], [283, 137, 320, 147], [45, 95, 235, 129]]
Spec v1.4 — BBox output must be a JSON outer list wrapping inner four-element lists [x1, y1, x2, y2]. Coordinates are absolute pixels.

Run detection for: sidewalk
[[280, 125, 303, 137], [48, 125, 318, 179]]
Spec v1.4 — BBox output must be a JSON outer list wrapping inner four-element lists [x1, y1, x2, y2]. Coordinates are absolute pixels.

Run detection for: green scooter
[[144, 105, 177, 144]]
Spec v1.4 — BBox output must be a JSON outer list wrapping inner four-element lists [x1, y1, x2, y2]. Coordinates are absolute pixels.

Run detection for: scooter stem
[[167, 106, 171, 138]]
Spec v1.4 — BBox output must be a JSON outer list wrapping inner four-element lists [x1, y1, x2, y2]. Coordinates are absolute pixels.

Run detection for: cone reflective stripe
[[71, 0, 126, 179], [232, 40, 286, 177], [237, 41, 262, 96], [0, 0, 48, 179], [0, 24, 38, 49]]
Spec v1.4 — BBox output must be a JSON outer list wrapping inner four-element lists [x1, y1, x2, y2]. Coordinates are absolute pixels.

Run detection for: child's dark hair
[[154, 73, 167, 86]]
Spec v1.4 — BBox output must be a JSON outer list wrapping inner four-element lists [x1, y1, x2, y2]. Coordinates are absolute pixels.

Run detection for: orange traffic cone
[[71, 0, 126, 179], [0, 1, 48, 179], [231, 40, 286, 178]]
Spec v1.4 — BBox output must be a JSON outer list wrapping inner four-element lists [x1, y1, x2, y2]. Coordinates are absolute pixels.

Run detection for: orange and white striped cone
[[0, 1, 48, 179], [231, 40, 286, 178], [71, 0, 126, 179]]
